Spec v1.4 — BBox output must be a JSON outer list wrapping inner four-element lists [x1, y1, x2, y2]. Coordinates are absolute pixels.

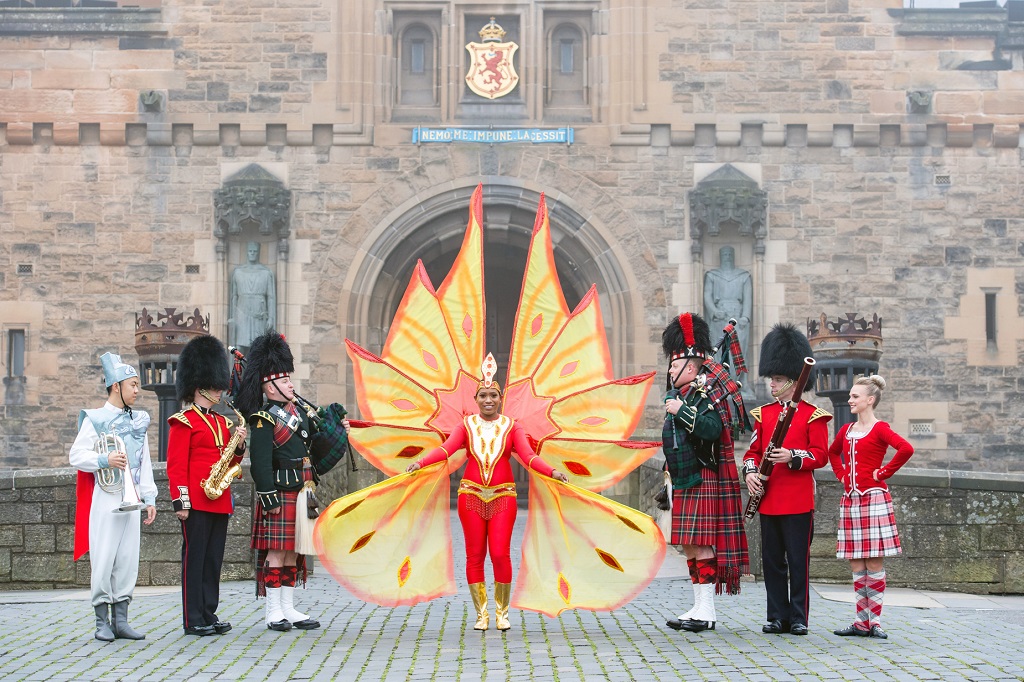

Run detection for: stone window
[[392, 12, 442, 121], [543, 12, 593, 121], [5, 329, 25, 378]]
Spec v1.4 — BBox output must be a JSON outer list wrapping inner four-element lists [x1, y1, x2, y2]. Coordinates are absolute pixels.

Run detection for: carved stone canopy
[[213, 164, 291, 259], [688, 164, 768, 256]]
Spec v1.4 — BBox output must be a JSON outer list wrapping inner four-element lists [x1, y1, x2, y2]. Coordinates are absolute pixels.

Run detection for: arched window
[[398, 23, 437, 107], [547, 23, 587, 107]]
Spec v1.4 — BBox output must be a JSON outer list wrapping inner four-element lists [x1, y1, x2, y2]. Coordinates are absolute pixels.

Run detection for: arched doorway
[[344, 183, 638, 497]]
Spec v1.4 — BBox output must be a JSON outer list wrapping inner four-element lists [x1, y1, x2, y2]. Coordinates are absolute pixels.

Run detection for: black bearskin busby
[[662, 312, 713, 361], [175, 335, 230, 403], [234, 329, 294, 416], [758, 323, 814, 391]]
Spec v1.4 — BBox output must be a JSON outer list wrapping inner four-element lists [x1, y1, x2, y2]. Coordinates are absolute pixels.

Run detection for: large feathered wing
[[505, 194, 665, 613], [313, 462, 455, 606], [512, 475, 666, 617]]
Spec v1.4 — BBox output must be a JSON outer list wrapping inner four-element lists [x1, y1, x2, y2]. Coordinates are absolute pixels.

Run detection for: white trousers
[[88, 486, 141, 607]]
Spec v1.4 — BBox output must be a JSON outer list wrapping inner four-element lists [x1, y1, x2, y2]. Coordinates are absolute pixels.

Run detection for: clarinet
[[743, 357, 815, 522]]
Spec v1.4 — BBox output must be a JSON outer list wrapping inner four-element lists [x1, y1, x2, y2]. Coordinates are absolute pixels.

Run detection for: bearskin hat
[[233, 329, 294, 416], [758, 323, 814, 391], [175, 335, 230, 403], [662, 312, 713, 361]]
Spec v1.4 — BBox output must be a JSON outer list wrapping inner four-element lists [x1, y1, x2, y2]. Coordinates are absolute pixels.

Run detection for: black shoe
[[762, 619, 785, 634], [789, 623, 808, 636], [212, 621, 232, 635], [291, 618, 320, 630], [184, 625, 216, 636], [868, 625, 888, 639], [678, 619, 716, 633], [267, 619, 292, 632], [666, 618, 684, 630], [833, 624, 870, 637]]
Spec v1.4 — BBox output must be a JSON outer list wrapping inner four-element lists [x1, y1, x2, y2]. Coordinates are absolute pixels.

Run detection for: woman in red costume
[[407, 353, 568, 631], [828, 374, 914, 640]]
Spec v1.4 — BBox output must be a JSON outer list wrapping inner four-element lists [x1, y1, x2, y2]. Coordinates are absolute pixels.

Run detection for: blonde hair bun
[[868, 374, 886, 390]]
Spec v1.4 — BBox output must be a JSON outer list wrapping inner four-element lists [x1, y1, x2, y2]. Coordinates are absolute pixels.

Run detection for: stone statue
[[229, 241, 276, 349], [703, 246, 752, 372]]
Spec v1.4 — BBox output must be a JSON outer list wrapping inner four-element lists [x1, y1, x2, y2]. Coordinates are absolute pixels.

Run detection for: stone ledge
[[889, 8, 1007, 37], [0, 8, 166, 37], [1, 121, 1019, 150], [812, 466, 1024, 493]]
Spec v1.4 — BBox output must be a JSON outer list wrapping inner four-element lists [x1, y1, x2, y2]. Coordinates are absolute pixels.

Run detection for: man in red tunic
[[167, 335, 247, 636], [743, 323, 831, 636]]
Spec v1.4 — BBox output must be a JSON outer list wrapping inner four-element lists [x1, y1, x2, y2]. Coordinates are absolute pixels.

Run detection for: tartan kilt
[[252, 489, 300, 551], [837, 488, 902, 559], [671, 465, 722, 546]]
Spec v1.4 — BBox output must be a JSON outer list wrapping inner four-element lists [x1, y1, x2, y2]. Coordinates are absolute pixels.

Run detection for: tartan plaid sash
[[271, 402, 300, 448]]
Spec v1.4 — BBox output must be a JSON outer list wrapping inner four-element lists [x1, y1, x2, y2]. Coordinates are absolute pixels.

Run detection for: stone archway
[[338, 182, 644, 493], [344, 183, 637, 373]]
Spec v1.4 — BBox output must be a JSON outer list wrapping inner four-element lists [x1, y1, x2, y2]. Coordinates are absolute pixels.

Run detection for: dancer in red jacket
[[408, 353, 568, 631], [828, 375, 914, 640]]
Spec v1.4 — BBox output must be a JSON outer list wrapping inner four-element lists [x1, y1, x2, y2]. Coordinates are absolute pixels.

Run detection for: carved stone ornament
[[688, 165, 768, 256], [213, 164, 291, 259], [135, 307, 211, 362], [465, 17, 520, 99], [806, 312, 883, 363]]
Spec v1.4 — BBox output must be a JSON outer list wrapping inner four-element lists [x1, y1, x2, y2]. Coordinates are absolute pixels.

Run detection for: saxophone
[[201, 398, 246, 500]]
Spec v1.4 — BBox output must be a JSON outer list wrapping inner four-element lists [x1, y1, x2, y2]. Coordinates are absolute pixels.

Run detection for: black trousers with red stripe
[[180, 509, 229, 629], [760, 511, 814, 627]]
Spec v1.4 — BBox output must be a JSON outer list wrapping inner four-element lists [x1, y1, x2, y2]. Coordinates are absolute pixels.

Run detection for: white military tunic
[[69, 402, 157, 607]]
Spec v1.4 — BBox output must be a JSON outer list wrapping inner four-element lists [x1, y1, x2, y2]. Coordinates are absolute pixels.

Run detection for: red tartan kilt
[[671, 466, 722, 546], [836, 488, 902, 559], [252, 490, 299, 551]]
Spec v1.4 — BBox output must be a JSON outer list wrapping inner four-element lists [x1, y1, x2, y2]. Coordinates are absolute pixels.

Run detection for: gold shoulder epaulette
[[251, 410, 275, 426], [170, 411, 191, 427], [807, 406, 833, 422], [749, 406, 762, 423]]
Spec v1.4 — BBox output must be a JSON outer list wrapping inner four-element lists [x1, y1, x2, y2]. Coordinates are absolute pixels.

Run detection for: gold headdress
[[477, 352, 501, 393]]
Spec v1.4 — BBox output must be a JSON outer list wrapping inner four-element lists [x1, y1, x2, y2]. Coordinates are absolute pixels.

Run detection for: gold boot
[[494, 582, 512, 631], [469, 582, 489, 631]]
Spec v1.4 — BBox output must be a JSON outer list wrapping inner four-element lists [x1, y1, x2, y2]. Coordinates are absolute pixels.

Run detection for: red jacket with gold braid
[[166, 405, 245, 515], [742, 400, 832, 515]]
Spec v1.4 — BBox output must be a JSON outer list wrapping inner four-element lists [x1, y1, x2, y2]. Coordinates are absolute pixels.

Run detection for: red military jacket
[[742, 400, 832, 515], [166, 405, 244, 515]]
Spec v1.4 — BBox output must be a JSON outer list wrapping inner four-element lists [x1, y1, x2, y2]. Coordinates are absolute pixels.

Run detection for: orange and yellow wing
[[512, 475, 666, 617], [313, 461, 455, 607]]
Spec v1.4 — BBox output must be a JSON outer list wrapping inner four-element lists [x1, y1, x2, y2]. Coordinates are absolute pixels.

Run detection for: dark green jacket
[[662, 385, 724, 490], [248, 400, 315, 510]]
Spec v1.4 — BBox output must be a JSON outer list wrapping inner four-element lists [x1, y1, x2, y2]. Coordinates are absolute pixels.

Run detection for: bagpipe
[[228, 346, 355, 475]]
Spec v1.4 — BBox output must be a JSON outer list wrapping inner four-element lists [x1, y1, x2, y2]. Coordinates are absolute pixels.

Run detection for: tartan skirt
[[252, 489, 301, 551], [836, 488, 902, 559], [671, 466, 722, 546]]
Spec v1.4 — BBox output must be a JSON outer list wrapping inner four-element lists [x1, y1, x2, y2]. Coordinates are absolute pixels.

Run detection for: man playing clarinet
[[743, 323, 831, 636]]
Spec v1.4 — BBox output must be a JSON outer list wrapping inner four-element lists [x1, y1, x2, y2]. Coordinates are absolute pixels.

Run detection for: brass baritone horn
[[94, 432, 147, 513]]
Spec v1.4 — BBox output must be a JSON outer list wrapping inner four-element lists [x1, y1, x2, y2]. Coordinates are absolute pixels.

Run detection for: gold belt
[[458, 480, 516, 503]]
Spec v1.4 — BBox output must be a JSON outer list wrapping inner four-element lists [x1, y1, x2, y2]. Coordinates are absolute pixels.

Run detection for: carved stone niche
[[213, 164, 292, 260], [688, 164, 768, 257]]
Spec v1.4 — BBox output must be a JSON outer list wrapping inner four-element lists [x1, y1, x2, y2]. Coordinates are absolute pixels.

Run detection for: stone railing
[[0, 462, 254, 589], [745, 467, 1024, 594]]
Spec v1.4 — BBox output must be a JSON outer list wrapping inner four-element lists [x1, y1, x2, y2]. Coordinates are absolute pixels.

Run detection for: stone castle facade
[[1, 1, 1022, 481]]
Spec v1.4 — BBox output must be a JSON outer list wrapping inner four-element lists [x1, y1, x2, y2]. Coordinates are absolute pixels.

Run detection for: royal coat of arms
[[465, 17, 519, 99]]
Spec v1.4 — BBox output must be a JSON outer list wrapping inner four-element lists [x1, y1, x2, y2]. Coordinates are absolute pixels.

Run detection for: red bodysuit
[[418, 414, 556, 583]]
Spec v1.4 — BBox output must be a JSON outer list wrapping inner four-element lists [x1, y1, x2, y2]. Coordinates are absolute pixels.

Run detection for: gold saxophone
[[201, 397, 245, 500]]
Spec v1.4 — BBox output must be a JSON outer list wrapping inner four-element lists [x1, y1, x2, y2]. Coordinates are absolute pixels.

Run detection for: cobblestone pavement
[[3, 511, 1024, 681]]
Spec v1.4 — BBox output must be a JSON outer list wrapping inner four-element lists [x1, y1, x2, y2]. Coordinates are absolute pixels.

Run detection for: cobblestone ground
[[3, 511, 1023, 681]]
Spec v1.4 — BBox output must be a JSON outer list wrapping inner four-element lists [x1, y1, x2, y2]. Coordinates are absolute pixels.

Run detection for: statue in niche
[[703, 246, 752, 373], [229, 241, 277, 349]]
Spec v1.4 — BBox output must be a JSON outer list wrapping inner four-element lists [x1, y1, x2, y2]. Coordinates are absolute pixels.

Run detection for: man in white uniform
[[70, 352, 158, 642]]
